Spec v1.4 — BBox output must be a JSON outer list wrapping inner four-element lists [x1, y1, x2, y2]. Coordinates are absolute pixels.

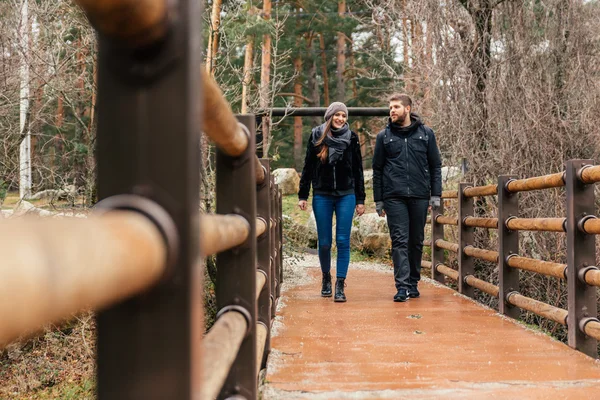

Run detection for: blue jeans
[[312, 194, 356, 278]]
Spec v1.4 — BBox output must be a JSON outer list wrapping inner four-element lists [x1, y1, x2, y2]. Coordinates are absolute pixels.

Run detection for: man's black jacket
[[298, 126, 366, 204], [372, 115, 442, 202]]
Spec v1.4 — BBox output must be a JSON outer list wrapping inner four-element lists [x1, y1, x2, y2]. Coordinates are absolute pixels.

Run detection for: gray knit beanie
[[324, 102, 348, 121]]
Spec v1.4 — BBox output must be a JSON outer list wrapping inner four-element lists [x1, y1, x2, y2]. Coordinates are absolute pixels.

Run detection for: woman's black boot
[[321, 272, 332, 297], [334, 278, 346, 302]]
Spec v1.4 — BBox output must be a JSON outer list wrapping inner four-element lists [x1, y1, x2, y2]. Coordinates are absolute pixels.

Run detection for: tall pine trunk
[[335, 0, 346, 101], [241, 36, 254, 114], [260, 0, 272, 155], [293, 54, 303, 169], [206, 0, 223, 75]]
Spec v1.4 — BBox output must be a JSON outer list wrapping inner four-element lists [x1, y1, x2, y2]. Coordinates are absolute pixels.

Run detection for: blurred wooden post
[[256, 159, 272, 369], [93, 0, 202, 397]]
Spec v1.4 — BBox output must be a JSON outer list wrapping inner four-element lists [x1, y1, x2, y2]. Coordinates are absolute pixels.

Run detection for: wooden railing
[[0, 1, 282, 399], [424, 162, 600, 357]]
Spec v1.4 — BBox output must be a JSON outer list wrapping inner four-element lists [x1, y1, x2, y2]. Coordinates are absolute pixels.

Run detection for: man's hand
[[298, 200, 308, 211], [376, 201, 385, 217], [356, 204, 365, 216], [429, 196, 441, 211]]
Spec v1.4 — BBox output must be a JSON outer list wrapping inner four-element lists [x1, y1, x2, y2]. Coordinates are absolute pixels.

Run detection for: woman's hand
[[355, 204, 365, 216], [298, 200, 308, 211]]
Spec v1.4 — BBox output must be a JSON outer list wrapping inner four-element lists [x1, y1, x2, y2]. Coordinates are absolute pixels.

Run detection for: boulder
[[362, 233, 391, 257], [357, 212, 388, 238], [273, 168, 300, 195], [364, 169, 373, 189]]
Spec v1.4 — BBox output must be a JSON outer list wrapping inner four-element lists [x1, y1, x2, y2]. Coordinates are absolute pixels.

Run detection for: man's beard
[[392, 111, 407, 123]]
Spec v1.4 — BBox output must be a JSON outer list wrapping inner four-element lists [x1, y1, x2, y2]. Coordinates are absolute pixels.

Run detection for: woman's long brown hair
[[314, 118, 333, 163]]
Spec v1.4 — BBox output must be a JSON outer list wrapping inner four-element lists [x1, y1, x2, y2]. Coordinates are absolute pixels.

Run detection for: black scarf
[[320, 123, 351, 164]]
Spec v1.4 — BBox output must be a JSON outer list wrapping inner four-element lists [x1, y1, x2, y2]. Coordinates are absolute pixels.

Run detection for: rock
[[357, 212, 389, 238], [350, 226, 362, 249], [364, 169, 373, 189], [57, 184, 78, 201], [362, 233, 391, 257], [283, 214, 317, 248], [273, 168, 300, 195], [28, 185, 77, 202]]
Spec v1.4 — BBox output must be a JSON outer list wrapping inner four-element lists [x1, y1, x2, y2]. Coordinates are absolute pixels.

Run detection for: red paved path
[[263, 265, 600, 399]]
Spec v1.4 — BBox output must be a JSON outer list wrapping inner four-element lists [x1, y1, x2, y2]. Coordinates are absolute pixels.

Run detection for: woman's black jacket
[[298, 126, 366, 205]]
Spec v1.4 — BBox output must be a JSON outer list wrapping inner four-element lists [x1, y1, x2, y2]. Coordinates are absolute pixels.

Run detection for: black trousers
[[384, 197, 429, 290]]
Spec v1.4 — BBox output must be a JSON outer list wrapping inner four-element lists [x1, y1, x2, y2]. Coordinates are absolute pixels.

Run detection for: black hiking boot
[[321, 272, 332, 297], [394, 288, 409, 302], [334, 278, 347, 302], [409, 287, 420, 298]]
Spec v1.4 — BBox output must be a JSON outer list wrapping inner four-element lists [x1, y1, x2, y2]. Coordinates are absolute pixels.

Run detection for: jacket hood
[[387, 113, 423, 134]]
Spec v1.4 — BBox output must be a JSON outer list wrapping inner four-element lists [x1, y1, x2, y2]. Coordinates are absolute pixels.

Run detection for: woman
[[298, 102, 366, 302]]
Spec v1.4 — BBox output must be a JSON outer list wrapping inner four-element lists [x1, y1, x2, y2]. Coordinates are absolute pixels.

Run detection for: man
[[372, 93, 442, 302]]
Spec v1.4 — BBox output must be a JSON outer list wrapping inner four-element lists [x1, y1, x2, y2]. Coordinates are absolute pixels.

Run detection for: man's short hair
[[389, 93, 412, 108]]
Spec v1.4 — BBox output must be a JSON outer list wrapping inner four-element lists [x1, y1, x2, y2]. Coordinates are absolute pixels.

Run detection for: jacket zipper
[[405, 138, 410, 195], [333, 165, 337, 190]]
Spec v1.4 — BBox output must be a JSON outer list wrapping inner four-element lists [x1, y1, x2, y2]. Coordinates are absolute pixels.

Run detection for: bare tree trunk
[[241, 36, 254, 114], [260, 0, 272, 155], [319, 33, 330, 105], [336, 0, 346, 101], [206, 0, 223, 76], [293, 54, 303, 169], [19, 0, 31, 199]]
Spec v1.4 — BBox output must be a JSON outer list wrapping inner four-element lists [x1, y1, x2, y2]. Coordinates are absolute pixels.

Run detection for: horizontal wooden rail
[[435, 239, 459, 253], [435, 215, 458, 226], [581, 218, 600, 235], [506, 292, 568, 325], [422, 260, 432, 269], [202, 311, 247, 400], [463, 184, 498, 198], [463, 217, 498, 229], [506, 172, 565, 193], [436, 264, 459, 281], [463, 246, 499, 263], [200, 214, 250, 256], [256, 218, 267, 237], [582, 320, 600, 341], [579, 165, 600, 184], [202, 69, 249, 158], [0, 212, 166, 347], [505, 217, 566, 232], [506, 255, 567, 279], [256, 323, 268, 373], [423, 239, 431, 247], [256, 271, 267, 300], [442, 190, 458, 199], [464, 275, 499, 297], [74, 0, 168, 47], [582, 268, 600, 287]]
